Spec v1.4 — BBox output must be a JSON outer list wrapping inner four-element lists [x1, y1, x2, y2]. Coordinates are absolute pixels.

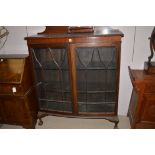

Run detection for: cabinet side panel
[[128, 89, 138, 128]]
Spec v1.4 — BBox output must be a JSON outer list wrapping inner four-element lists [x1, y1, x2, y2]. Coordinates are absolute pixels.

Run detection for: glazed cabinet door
[[69, 43, 120, 115], [30, 46, 72, 113]]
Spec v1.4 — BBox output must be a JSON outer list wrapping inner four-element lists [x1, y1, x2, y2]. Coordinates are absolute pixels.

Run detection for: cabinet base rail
[[37, 112, 119, 129]]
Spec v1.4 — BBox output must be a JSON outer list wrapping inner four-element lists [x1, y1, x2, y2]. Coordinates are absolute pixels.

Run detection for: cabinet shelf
[[39, 98, 71, 103], [79, 103, 115, 113], [39, 98, 72, 112], [35, 67, 116, 70], [78, 101, 115, 105], [42, 90, 115, 94], [37, 82, 115, 92]]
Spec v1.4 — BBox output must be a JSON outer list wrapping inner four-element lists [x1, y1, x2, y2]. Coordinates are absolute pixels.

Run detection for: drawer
[[0, 84, 24, 96], [145, 83, 155, 93], [135, 122, 155, 129]]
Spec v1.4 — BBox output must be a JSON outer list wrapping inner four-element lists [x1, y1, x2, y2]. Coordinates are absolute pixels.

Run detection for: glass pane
[[76, 46, 117, 113], [31, 48, 72, 112], [0, 59, 24, 83]]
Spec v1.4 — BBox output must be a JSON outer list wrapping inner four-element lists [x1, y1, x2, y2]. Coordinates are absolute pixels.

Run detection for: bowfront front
[[25, 26, 123, 128]]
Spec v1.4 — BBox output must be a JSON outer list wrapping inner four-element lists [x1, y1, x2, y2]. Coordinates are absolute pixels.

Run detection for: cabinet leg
[[114, 120, 119, 129], [37, 113, 49, 126], [38, 118, 43, 126], [103, 116, 119, 129]]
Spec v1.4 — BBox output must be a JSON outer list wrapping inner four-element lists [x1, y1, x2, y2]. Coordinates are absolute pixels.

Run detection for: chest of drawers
[[128, 67, 155, 128]]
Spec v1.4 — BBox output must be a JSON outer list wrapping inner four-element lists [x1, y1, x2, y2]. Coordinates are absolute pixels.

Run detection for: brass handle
[[12, 87, 17, 93], [68, 38, 72, 43]]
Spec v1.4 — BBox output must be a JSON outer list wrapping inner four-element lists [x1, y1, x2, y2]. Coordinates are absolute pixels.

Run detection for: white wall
[[0, 26, 45, 54], [118, 26, 154, 115], [0, 26, 153, 115]]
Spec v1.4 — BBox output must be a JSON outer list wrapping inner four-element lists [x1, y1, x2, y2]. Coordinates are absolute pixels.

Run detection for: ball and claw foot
[[38, 118, 43, 126], [114, 121, 119, 129], [37, 113, 48, 126]]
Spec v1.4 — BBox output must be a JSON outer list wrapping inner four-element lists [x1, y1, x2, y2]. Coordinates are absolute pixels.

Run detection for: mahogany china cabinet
[[0, 54, 38, 128], [25, 26, 124, 128]]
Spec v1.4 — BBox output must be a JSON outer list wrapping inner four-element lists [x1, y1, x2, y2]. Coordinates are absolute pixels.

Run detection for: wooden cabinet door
[[135, 93, 155, 128], [140, 94, 155, 123], [1, 96, 29, 125], [30, 46, 72, 113], [69, 42, 120, 115]]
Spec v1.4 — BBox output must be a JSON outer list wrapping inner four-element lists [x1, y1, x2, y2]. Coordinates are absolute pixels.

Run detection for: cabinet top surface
[[25, 32, 123, 40], [129, 69, 155, 82], [25, 26, 124, 40]]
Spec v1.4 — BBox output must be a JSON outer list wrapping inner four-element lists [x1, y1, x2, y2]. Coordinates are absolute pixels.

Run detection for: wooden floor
[[0, 115, 130, 129]]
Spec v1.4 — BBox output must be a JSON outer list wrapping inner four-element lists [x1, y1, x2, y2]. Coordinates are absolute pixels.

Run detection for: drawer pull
[[12, 87, 17, 93], [68, 38, 72, 42]]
